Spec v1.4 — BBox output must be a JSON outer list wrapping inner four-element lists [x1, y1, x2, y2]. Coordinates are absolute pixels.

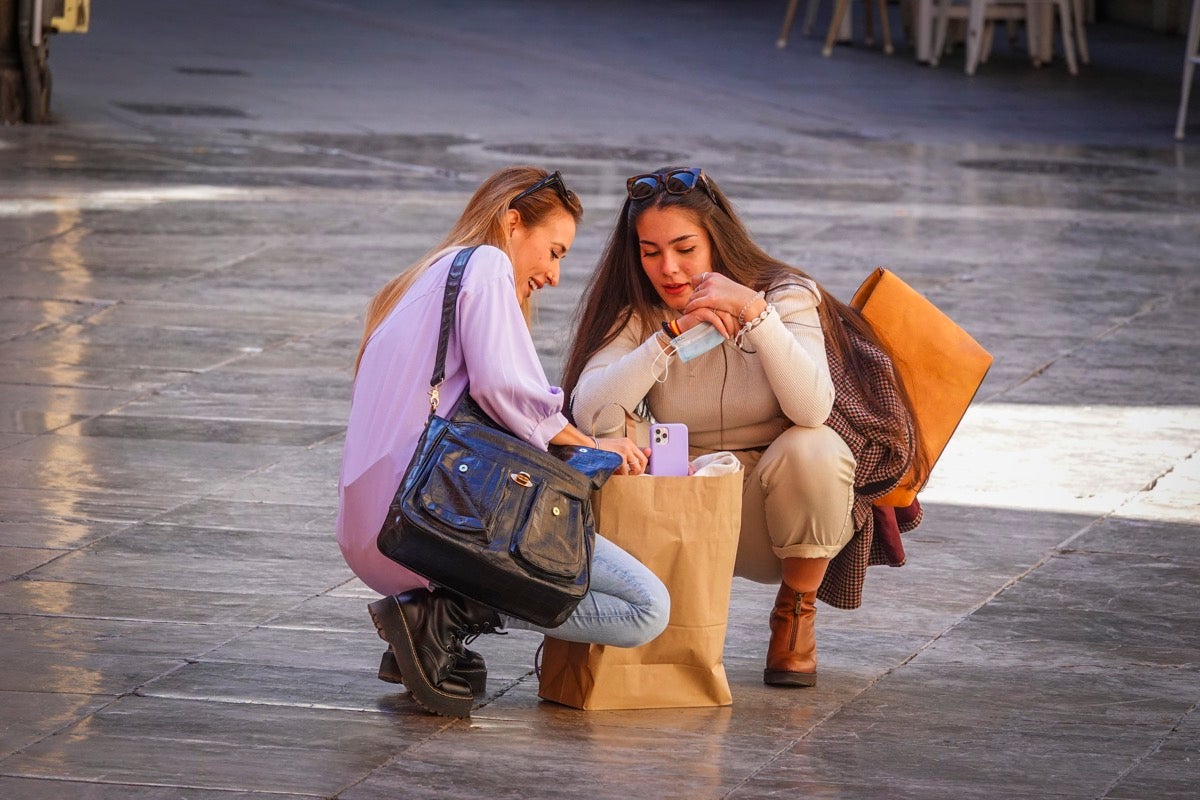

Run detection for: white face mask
[[670, 322, 725, 362]]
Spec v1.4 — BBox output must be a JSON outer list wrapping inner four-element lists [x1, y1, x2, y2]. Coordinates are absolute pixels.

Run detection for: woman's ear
[[504, 208, 522, 239]]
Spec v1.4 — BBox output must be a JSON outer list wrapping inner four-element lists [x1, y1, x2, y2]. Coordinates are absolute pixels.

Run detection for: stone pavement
[[1, 1, 1198, 797]]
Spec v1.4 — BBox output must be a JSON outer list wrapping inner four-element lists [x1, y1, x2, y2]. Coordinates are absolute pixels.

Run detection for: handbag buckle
[[510, 471, 533, 488], [428, 382, 443, 412]]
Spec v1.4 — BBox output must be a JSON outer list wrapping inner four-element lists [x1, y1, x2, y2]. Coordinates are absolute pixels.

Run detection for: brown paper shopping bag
[[537, 469, 742, 709]]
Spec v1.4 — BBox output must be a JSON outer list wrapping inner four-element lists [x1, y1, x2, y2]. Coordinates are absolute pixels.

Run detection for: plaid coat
[[819, 327, 920, 609]]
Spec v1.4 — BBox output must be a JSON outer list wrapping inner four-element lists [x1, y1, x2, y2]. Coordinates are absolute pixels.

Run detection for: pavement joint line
[[1002, 282, 1193, 398], [720, 731, 813, 798], [330, 716, 465, 799], [1095, 697, 1200, 800], [0, 690, 136, 772], [720, 606, 1048, 795], [1134, 449, 1194, 495], [0, 771, 330, 798], [1054, 510, 1119, 555]]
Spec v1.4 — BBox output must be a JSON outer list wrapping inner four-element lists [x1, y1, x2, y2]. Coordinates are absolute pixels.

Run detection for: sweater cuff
[[744, 304, 787, 350], [634, 331, 672, 380]]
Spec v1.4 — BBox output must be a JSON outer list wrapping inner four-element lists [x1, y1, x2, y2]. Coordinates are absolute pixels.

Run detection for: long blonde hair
[[355, 166, 583, 373]]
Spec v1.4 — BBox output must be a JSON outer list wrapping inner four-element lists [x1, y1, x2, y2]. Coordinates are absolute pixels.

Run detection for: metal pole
[[17, 0, 43, 122]]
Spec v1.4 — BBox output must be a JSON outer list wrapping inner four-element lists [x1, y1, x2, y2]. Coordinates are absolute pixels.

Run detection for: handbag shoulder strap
[[428, 245, 480, 413]]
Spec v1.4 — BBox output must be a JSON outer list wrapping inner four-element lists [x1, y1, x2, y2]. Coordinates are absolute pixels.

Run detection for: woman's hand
[[595, 437, 651, 476], [673, 306, 735, 339], [684, 272, 765, 331], [550, 426, 648, 475]]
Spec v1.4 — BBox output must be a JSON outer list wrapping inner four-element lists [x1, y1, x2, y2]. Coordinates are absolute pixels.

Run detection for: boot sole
[[378, 648, 487, 696], [763, 669, 817, 687], [368, 597, 473, 718]]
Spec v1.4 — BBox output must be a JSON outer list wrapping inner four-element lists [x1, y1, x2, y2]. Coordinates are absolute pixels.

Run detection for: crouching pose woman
[[337, 167, 669, 717], [562, 167, 920, 688]]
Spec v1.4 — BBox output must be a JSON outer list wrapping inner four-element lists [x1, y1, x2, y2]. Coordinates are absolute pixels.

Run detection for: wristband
[[737, 291, 767, 326], [734, 303, 776, 348]]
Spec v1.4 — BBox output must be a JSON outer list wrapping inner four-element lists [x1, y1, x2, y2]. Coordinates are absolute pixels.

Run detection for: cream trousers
[[729, 425, 856, 584]]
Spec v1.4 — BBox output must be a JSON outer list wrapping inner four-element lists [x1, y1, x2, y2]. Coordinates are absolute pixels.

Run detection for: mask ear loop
[[651, 339, 676, 383]]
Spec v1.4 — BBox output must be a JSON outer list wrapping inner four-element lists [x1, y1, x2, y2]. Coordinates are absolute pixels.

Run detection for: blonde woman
[[338, 167, 668, 717]]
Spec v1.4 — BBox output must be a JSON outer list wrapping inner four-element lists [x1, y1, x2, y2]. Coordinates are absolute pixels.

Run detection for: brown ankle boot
[[764, 557, 829, 687]]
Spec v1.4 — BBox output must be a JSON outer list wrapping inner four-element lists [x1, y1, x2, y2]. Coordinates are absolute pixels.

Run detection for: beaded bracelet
[[737, 291, 766, 326], [734, 303, 776, 348]]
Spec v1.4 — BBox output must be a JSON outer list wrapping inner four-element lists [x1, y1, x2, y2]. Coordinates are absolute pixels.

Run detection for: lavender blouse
[[336, 246, 571, 596]]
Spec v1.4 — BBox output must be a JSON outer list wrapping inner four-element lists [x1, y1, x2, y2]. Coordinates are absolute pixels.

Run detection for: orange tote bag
[[851, 268, 993, 507]]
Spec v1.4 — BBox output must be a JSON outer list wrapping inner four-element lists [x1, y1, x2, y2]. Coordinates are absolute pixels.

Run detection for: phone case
[[647, 423, 689, 476]]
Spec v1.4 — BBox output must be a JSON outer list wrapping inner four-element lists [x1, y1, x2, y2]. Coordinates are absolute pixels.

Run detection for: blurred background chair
[[777, 0, 897, 57], [1177, 0, 1200, 140], [928, 0, 1078, 74]]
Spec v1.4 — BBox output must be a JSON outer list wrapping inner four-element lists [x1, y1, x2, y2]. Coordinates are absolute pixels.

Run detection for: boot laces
[[458, 622, 505, 646]]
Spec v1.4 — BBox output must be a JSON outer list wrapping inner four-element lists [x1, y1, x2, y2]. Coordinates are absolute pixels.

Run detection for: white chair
[[1177, 0, 1200, 140], [929, 0, 1076, 75], [1071, 0, 1090, 65], [930, 0, 1027, 69], [1028, 0, 1089, 66]]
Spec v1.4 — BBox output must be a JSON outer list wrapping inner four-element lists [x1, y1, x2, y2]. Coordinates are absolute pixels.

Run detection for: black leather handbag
[[377, 246, 623, 628]]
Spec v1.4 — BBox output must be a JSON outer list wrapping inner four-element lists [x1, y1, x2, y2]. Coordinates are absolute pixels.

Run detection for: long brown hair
[[355, 166, 583, 373], [561, 167, 928, 487]]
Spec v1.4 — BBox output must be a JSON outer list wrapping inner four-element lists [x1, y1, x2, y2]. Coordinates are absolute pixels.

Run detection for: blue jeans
[[501, 534, 670, 648]]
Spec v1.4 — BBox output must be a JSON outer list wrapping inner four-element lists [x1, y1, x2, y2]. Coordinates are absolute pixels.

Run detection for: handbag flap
[[451, 391, 622, 490]]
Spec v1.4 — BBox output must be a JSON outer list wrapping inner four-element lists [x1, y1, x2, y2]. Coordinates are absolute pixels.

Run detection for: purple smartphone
[[647, 423, 689, 476]]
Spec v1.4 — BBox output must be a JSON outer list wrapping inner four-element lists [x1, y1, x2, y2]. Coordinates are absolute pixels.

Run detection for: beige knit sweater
[[572, 279, 835, 451]]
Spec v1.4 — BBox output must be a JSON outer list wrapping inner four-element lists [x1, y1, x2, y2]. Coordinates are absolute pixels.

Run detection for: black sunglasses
[[511, 170, 572, 207], [626, 168, 721, 206]]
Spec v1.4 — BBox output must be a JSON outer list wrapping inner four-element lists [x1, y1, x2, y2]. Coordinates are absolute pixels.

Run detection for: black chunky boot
[[377, 645, 488, 695], [367, 588, 501, 717]]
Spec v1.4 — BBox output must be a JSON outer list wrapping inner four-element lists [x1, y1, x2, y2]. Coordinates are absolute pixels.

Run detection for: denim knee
[[611, 570, 671, 648]]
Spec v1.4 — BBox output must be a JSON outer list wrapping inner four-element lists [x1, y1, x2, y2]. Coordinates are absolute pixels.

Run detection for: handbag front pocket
[[417, 445, 507, 536], [510, 484, 585, 580]]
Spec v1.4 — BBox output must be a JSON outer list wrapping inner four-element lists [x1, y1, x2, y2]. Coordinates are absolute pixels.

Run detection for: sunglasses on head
[[510, 170, 573, 207], [625, 168, 721, 206]]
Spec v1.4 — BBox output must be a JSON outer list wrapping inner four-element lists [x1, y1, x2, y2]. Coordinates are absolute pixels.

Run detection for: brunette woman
[[562, 168, 922, 688]]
